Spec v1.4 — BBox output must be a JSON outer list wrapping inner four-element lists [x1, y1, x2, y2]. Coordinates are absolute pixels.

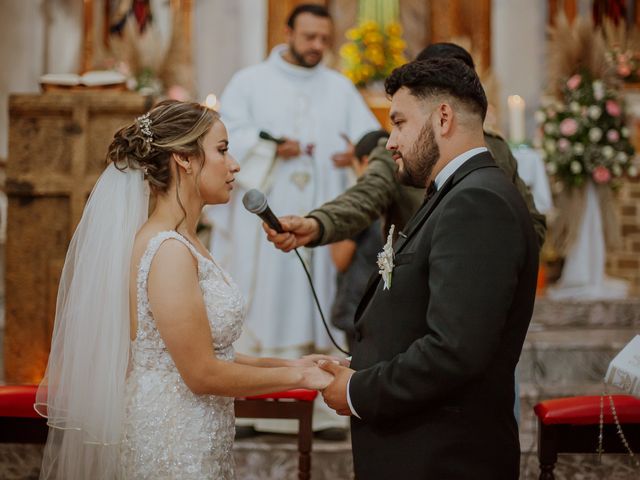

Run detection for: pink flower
[[167, 85, 190, 101], [592, 166, 612, 184], [567, 74, 582, 90], [618, 64, 632, 77], [607, 129, 620, 142], [559, 118, 579, 136], [557, 138, 571, 152], [606, 100, 621, 117]]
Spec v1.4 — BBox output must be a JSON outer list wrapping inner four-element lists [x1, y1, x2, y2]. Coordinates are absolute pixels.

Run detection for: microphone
[[259, 130, 286, 145], [241, 188, 351, 355], [242, 189, 284, 233]]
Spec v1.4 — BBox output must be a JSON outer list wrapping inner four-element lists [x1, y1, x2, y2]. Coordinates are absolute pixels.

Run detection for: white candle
[[205, 93, 219, 111], [507, 95, 526, 144]]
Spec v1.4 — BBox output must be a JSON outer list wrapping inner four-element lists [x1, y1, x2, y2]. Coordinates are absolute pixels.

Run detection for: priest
[[207, 4, 379, 437]]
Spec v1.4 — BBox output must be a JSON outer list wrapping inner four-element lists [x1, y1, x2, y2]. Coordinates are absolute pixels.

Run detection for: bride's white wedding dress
[[121, 231, 245, 479]]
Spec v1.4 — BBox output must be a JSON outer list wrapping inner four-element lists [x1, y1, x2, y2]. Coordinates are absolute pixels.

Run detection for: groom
[[317, 58, 539, 479]]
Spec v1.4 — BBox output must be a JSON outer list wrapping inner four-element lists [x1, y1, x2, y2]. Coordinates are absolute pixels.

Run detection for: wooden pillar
[[81, 0, 94, 73], [549, 0, 578, 24], [4, 92, 149, 384], [267, 0, 328, 52], [428, 0, 492, 69]]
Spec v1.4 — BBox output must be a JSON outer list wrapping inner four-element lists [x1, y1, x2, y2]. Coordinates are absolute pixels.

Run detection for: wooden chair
[[0, 385, 48, 443], [235, 389, 318, 480], [534, 395, 640, 479]]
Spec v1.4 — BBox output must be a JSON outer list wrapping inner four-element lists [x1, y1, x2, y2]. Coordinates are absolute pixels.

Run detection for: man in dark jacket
[[315, 58, 537, 479]]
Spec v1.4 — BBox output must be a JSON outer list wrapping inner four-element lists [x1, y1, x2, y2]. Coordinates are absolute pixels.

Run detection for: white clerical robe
[[208, 45, 379, 359]]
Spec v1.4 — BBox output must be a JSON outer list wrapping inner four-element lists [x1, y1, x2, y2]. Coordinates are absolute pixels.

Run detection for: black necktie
[[425, 182, 437, 202]]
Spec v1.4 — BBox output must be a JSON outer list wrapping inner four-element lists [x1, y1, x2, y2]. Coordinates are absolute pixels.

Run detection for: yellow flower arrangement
[[340, 20, 408, 87]]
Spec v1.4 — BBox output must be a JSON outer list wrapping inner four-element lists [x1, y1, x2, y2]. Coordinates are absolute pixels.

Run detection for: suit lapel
[[353, 152, 498, 323]]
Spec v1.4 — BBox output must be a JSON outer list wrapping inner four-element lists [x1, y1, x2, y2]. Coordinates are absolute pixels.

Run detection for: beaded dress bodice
[[121, 231, 245, 479]]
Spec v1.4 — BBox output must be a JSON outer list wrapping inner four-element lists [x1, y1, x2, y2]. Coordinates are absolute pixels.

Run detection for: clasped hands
[[297, 354, 355, 417]]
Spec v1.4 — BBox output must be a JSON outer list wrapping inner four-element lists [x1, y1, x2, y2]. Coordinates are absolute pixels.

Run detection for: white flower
[[622, 127, 630, 138], [629, 165, 639, 177], [589, 127, 603, 142], [545, 139, 557, 153], [570, 161, 583, 174], [534, 111, 547, 124], [570, 101, 580, 113], [573, 143, 585, 155], [612, 164, 623, 176], [546, 162, 558, 175], [532, 136, 543, 149], [544, 123, 556, 135], [602, 145, 614, 159], [593, 80, 605, 100], [377, 225, 395, 290], [588, 105, 602, 120], [616, 151, 628, 163]]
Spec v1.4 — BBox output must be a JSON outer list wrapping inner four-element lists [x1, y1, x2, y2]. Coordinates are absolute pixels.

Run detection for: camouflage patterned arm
[[308, 146, 398, 246]]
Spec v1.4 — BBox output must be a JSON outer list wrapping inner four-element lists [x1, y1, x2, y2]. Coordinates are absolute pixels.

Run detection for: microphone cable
[[293, 248, 350, 356]]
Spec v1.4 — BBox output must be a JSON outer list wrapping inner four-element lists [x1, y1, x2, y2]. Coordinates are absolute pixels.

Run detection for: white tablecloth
[[511, 146, 553, 214]]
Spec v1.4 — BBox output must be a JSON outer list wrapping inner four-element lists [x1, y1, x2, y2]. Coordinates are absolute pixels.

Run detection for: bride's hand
[[302, 354, 350, 367], [301, 366, 334, 390]]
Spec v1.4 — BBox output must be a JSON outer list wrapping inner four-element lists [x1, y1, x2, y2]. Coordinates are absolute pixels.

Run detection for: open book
[[40, 71, 127, 88]]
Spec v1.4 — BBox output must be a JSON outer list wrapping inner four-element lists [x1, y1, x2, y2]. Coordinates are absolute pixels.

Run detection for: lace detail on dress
[[121, 231, 245, 479]]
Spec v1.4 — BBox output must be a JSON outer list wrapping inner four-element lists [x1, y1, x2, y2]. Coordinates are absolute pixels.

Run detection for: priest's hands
[[263, 216, 320, 251], [318, 361, 355, 416], [331, 133, 356, 168], [276, 138, 302, 159]]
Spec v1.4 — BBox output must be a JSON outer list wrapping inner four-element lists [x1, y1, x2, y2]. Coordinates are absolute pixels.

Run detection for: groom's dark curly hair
[[385, 58, 488, 121]]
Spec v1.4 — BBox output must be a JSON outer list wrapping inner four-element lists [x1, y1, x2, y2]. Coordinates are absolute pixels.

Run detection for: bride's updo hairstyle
[[106, 99, 219, 194]]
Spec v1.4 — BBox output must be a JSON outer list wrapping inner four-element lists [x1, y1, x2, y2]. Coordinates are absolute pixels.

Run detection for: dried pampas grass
[[546, 12, 613, 97]]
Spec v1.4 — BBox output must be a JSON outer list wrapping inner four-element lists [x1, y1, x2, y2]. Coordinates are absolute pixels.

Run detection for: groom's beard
[[397, 122, 439, 188]]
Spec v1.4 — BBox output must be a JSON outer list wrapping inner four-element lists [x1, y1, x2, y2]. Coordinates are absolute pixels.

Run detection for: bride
[[35, 100, 333, 479]]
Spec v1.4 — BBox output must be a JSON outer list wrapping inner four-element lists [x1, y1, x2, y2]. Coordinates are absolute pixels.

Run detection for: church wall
[[194, 0, 267, 103], [492, 0, 547, 141]]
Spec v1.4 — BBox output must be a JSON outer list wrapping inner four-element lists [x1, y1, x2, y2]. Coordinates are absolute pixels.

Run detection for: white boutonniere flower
[[377, 224, 395, 290]]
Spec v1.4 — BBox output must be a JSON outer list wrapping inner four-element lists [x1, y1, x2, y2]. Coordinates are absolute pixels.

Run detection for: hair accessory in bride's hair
[[137, 112, 153, 143]]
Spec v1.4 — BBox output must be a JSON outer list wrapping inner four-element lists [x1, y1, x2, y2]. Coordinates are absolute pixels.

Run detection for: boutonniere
[[377, 225, 395, 290]]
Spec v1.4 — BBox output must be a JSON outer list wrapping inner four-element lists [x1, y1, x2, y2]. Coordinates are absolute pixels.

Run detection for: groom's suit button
[[354, 330, 362, 341]]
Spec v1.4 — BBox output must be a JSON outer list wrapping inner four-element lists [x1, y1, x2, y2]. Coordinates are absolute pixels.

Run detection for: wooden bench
[[0, 385, 47, 443], [235, 389, 317, 480], [0, 385, 318, 479], [534, 395, 640, 479]]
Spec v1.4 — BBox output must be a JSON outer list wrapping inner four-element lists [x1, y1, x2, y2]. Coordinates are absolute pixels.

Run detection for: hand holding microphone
[[242, 189, 349, 355], [243, 189, 321, 251]]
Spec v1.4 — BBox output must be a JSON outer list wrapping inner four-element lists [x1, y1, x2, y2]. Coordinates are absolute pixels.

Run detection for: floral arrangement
[[605, 47, 640, 82], [340, 20, 408, 87], [601, 17, 640, 83], [536, 72, 637, 188]]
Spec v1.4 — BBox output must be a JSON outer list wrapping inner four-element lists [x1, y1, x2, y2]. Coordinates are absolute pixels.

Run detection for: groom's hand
[[318, 361, 354, 416]]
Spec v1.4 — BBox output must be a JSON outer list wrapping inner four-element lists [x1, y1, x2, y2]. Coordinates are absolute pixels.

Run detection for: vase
[[547, 181, 628, 300]]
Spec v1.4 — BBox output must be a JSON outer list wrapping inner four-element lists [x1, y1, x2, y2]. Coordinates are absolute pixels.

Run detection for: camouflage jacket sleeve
[[308, 145, 398, 246], [484, 133, 547, 248]]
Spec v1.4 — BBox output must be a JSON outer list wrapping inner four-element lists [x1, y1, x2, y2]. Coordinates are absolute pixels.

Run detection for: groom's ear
[[435, 103, 454, 137]]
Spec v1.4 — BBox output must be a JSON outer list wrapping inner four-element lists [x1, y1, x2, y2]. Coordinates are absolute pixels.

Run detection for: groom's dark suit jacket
[[348, 151, 539, 480]]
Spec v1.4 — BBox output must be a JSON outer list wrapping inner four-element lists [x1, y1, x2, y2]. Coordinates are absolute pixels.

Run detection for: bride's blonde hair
[[107, 100, 219, 228], [106, 99, 219, 193]]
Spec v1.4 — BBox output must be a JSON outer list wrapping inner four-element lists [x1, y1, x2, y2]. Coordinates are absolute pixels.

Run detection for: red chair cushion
[[243, 389, 318, 402], [534, 395, 640, 425], [0, 385, 40, 418]]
